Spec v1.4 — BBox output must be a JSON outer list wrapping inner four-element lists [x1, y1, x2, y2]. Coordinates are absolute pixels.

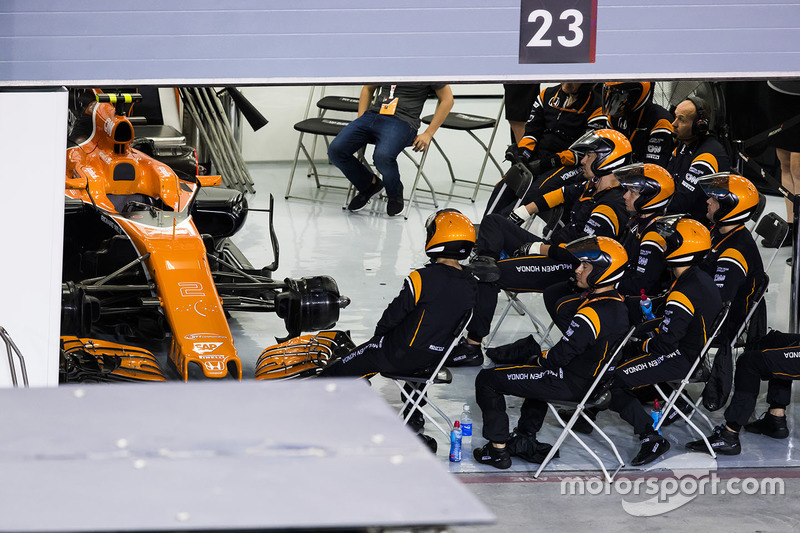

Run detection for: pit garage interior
[[2, 2, 800, 532]]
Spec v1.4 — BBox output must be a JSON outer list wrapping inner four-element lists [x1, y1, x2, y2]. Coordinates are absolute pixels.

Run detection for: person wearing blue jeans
[[328, 84, 453, 216]]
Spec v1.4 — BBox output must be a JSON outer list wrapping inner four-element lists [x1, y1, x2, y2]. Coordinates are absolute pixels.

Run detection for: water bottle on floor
[[651, 399, 663, 434], [460, 404, 473, 438], [449, 421, 463, 462]]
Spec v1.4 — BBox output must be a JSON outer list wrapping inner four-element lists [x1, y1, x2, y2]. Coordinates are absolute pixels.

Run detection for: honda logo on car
[[194, 342, 223, 354], [204, 361, 224, 372]]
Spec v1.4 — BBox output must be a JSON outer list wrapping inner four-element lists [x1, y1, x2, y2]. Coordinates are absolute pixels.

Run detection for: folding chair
[[381, 310, 472, 439], [653, 301, 732, 458], [419, 96, 506, 202], [534, 325, 637, 482], [485, 290, 555, 349], [483, 205, 565, 349]]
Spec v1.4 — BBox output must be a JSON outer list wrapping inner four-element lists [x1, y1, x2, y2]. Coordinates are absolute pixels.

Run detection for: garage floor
[[230, 157, 799, 531]]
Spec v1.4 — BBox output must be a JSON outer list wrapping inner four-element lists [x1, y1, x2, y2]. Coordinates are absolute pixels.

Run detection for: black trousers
[[321, 338, 434, 378], [610, 351, 693, 435], [469, 214, 573, 341], [468, 258, 573, 341], [475, 363, 580, 443], [484, 165, 584, 217], [724, 331, 800, 426]]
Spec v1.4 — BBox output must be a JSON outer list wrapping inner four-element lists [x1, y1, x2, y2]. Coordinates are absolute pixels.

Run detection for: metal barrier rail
[[0, 326, 29, 387]]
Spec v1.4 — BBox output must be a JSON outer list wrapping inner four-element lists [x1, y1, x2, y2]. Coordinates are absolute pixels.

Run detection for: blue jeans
[[328, 110, 416, 199]]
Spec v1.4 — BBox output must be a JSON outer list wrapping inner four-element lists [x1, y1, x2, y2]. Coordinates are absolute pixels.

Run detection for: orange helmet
[[570, 129, 632, 176], [603, 82, 653, 117], [616, 163, 675, 214], [700, 173, 760, 226], [654, 215, 711, 266], [425, 209, 475, 260], [565, 235, 628, 288]]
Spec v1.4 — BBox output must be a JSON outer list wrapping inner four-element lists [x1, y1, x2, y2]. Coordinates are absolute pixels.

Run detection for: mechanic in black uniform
[[666, 96, 731, 224], [486, 83, 605, 216], [544, 163, 675, 332], [449, 130, 631, 366], [598, 81, 675, 169], [472, 236, 630, 469], [610, 216, 723, 466], [699, 173, 765, 339], [321, 209, 477, 378], [686, 329, 799, 455]]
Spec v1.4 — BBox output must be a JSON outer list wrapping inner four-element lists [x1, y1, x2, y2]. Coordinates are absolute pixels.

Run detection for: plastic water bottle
[[640, 289, 656, 321], [449, 421, 463, 462], [651, 399, 663, 434], [460, 404, 473, 437]]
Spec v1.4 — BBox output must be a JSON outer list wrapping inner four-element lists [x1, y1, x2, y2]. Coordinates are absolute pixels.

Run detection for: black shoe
[[403, 410, 425, 434], [787, 257, 793, 266], [386, 196, 404, 217], [347, 177, 384, 212], [507, 430, 558, 463], [465, 255, 501, 283], [473, 442, 512, 469], [745, 412, 790, 439], [446, 339, 484, 367], [418, 433, 437, 453], [661, 395, 694, 427], [631, 433, 671, 466], [685, 424, 741, 455], [557, 407, 596, 435]]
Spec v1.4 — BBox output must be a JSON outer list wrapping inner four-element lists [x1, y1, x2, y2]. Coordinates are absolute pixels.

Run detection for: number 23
[[527, 8, 584, 48]]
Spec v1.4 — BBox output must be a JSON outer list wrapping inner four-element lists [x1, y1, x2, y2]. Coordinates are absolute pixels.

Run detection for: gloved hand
[[504, 144, 519, 163], [514, 241, 543, 257], [508, 205, 532, 226]]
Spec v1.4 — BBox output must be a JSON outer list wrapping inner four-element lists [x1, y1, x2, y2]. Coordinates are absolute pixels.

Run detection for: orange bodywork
[[61, 336, 167, 382], [65, 91, 241, 380]]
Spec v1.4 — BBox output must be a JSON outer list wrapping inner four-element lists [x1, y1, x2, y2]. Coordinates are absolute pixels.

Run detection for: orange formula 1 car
[[61, 90, 348, 381]]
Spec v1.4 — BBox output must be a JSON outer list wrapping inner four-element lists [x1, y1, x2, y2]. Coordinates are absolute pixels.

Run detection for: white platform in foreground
[[0, 379, 494, 532]]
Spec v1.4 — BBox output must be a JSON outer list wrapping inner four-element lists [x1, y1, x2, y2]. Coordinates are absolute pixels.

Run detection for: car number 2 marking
[[179, 282, 205, 297]]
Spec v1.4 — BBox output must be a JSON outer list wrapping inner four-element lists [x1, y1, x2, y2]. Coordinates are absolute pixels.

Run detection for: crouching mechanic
[[609, 216, 722, 466], [472, 236, 630, 469], [450, 129, 630, 366], [321, 209, 477, 378]]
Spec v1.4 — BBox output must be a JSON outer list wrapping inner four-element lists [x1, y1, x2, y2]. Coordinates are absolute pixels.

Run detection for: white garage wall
[[0, 90, 68, 387]]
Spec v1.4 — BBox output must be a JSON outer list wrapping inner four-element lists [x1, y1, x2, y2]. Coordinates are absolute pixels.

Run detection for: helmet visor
[[568, 130, 605, 160], [565, 235, 603, 263], [603, 85, 631, 117], [615, 163, 647, 191], [698, 172, 732, 199], [653, 214, 685, 240]]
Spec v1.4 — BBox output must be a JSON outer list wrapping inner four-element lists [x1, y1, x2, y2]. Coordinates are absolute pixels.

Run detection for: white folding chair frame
[[485, 290, 555, 349], [383, 310, 473, 439], [653, 302, 732, 458], [534, 326, 637, 483]]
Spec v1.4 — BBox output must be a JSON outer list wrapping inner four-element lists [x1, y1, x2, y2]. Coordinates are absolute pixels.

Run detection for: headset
[[686, 95, 710, 136]]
